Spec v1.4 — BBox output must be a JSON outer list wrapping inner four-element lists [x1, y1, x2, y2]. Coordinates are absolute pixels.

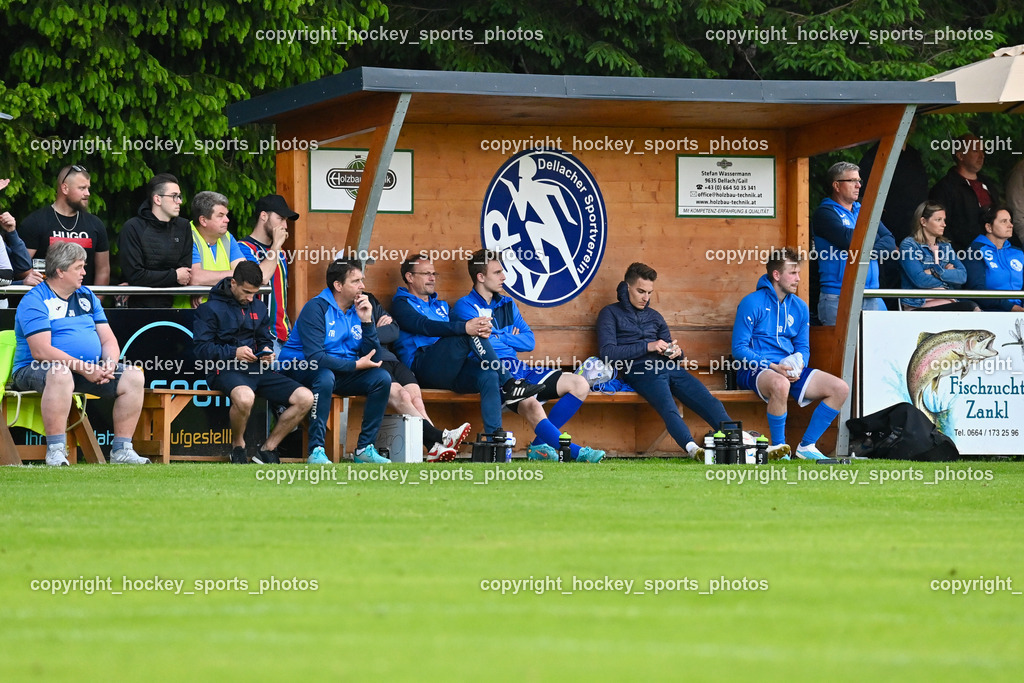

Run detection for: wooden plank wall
[[279, 122, 832, 452], [297, 124, 793, 377]]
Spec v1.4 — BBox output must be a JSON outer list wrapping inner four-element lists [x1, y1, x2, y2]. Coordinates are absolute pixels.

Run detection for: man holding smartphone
[[194, 261, 313, 464]]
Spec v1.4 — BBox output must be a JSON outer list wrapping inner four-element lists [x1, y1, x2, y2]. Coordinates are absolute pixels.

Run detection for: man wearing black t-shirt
[[20, 165, 110, 286]]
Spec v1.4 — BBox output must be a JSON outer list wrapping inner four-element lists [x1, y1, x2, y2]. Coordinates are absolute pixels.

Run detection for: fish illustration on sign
[[906, 329, 998, 423]]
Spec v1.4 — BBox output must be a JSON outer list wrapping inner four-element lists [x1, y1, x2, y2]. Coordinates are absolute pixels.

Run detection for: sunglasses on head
[[59, 164, 87, 186]]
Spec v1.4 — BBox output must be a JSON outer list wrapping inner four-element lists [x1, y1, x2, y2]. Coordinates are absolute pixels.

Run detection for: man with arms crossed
[[193, 261, 313, 464], [732, 248, 850, 460], [453, 249, 604, 462], [12, 241, 148, 465]]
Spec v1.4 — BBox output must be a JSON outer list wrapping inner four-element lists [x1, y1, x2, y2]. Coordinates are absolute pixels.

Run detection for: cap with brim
[[255, 194, 299, 220]]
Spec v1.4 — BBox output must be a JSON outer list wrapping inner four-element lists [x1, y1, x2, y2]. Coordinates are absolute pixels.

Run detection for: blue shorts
[[737, 366, 818, 408]]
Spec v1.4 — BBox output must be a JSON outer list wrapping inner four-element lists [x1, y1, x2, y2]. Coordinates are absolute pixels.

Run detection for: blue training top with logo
[[13, 283, 107, 371]]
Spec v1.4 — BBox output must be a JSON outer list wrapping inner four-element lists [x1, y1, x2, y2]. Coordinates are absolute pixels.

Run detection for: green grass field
[[1, 459, 1022, 681]]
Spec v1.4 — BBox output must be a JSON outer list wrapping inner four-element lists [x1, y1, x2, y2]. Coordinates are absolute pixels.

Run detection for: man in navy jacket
[[732, 248, 849, 460], [597, 261, 733, 459], [193, 261, 313, 464], [280, 259, 391, 464]]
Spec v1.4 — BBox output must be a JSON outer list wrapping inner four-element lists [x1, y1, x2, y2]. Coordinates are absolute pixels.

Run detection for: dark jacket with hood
[[193, 277, 274, 376], [120, 201, 192, 307], [597, 281, 675, 373]]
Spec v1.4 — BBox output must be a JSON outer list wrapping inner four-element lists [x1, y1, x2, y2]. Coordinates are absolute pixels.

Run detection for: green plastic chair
[[1, 329, 86, 435]]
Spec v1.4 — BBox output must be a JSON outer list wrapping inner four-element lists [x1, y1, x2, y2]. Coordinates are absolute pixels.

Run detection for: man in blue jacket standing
[[597, 261, 734, 459], [732, 248, 850, 460], [812, 161, 897, 324], [391, 254, 543, 441], [453, 249, 604, 462], [193, 261, 313, 464], [280, 259, 392, 464]]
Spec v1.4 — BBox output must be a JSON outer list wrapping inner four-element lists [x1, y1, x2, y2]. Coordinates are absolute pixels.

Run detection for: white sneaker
[[45, 445, 70, 467], [442, 422, 472, 450], [426, 443, 457, 462], [110, 447, 151, 465]]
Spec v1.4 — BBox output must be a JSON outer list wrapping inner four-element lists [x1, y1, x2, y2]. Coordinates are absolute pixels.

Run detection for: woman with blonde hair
[[898, 201, 978, 311]]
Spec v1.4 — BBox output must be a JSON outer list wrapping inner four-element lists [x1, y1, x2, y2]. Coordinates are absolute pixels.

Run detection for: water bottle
[[755, 435, 769, 465], [558, 432, 572, 462], [504, 431, 515, 462], [490, 430, 506, 463], [712, 430, 727, 464], [724, 354, 737, 390], [703, 431, 716, 465]]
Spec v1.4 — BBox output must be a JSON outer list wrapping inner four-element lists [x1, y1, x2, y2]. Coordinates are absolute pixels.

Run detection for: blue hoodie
[[390, 287, 466, 368], [964, 235, 1024, 311], [596, 281, 675, 369], [279, 287, 380, 373], [452, 289, 535, 370], [732, 274, 810, 369]]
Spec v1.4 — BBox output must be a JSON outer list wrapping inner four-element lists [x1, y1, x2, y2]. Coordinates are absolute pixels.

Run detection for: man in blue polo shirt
[[12, 241, 149, 466], [280, 259, 391, 464], [812, 161, 897, 324]]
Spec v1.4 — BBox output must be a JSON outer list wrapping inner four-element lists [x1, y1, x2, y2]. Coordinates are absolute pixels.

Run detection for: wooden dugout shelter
[[228, 68, 957, 455]]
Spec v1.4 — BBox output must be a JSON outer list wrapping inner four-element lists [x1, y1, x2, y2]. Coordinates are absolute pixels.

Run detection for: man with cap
[[239, 194, 297, 353]]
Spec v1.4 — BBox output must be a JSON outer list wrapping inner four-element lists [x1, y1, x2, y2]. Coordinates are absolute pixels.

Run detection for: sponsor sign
[[310, 148, 413, 212], [677, 155, 776, 217], [861, 311, 1024, 454]]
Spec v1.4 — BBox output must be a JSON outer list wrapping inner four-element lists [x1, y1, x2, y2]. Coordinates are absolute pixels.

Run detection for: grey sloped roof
[[228, 67, 958, 128]]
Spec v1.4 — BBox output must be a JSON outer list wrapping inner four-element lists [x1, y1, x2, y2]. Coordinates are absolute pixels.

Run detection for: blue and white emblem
[[481, 149, 607, 307]]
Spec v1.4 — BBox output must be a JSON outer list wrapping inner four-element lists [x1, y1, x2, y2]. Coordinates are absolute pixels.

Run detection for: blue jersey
[[14, 283, 107, 371]]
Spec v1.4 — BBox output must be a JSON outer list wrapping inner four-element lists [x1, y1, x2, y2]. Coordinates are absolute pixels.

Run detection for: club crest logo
[[481, 149, 607, 307]]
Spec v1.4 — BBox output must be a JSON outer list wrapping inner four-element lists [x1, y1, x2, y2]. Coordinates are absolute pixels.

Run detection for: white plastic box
[[376, 415, 423, 463]]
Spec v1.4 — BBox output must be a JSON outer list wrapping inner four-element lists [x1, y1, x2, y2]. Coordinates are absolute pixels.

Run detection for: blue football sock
[[112, 437, 132, 452], [531, 393, 583, 446], [767, 412, 787, 446], [46, 434, 67, 448], [547, 393, 582, 430], [534, 418, 562, 449], [801, 403, 841, 447]]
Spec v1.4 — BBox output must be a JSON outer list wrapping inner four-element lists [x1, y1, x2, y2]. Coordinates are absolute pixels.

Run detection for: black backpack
[[847, 402, 959, 461]]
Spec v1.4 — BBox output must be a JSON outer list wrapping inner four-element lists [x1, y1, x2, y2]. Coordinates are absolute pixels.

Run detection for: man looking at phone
[[194, 261, 313, 464]]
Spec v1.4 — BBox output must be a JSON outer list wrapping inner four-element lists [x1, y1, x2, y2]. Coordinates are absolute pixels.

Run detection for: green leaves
[[0, 0, 386, 259]]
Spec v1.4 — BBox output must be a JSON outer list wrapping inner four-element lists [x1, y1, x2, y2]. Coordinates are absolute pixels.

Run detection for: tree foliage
[[0, 0, 387, 251], [345, 0, 1024, 195]]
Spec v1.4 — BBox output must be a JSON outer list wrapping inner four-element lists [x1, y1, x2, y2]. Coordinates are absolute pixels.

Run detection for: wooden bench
[[412, 387, 762, 454], [134, 388, 350, 464]]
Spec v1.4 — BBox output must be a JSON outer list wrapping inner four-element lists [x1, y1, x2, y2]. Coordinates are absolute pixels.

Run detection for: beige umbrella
[[920, 44, 1024, 113]]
